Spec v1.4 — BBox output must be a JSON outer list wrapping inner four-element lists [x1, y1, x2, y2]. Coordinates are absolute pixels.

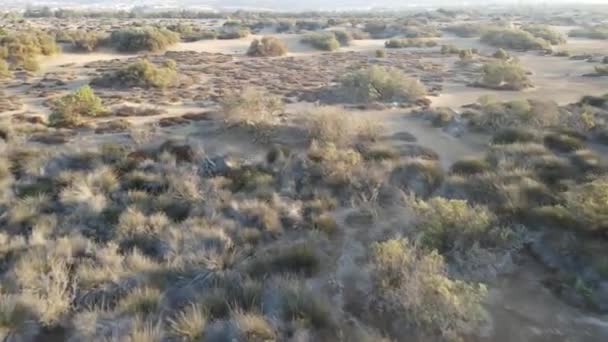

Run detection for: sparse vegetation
[[301, 32, 341, 51], [221, 88, 283, 126], [569, 25, 608, 40], [477, 60, 532, 90]]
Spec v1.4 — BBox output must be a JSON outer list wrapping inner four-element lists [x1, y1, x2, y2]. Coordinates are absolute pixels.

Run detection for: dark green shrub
[[331, 30, 353, 46], [93, 59, 178, 88], [481, 28, 548, 50], [301, 32, 340, 51], [521, 25, 566, 45], [110, 27, 179, 52]]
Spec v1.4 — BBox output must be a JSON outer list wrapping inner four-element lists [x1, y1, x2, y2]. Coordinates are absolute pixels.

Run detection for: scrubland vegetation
[[569, 25, 608, 40], [110, 27, 179, 52], [1, 5, 608, 342], [247, 36, 288, 57]]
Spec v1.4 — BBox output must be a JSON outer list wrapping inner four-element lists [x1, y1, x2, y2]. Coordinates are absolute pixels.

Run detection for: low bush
[[0, 59, 10, 78], [247, 36, 288, 57], [544, 133, 586, 152], [221, 88, 283, 127], [0, 29, 59, 69], [492, 127, 540, 144], [70, 30, 105, 52], [565, 177, 608, 233], [389, 159, 444, 197], [370, 238, 487, 339], [339, 65, 427, 103], [569, 25, 608, 40], [331, 29, 353, 46], [472, 99, 559, 131], [521, 25, 566, 45], [385, 38, 437, 48], [93, 59, 178, 88], [110, 27, 179, 52], [492, 48, 510, 60], [217, 27, 250, 40], [450, 157, 491, 175], [301, 32, 341, 51], [478, 60, 532, 90], [49, 85, 107, 127], [481, 28, 548, 50], [306, 106, 383, 146], [444, 23, 498, 37]]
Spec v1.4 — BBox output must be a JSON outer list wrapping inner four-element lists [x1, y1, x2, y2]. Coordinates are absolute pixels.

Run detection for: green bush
[[370, 238, 487, 339], [450, 157, 491, 175], [0, 29, 59, 69], [94, 59, 178, 88], [569, 25, 608, 40], [49, 85, 106, 127], [478, 60, 532, 90], [492, 127, 539, 144], [71, 30, 105, 52], [217, 27, 250, 40], [385, 38, 437, 48], [339, 65, 427, 103], [331, 30, 353, 46], [301, 32, 341, 51], [440, 44, 460, 55], [221, 88, 283, 126], [481, 28, 548, 50], [247, 36, 288, 57], [492, 48, 510, 60], [375, 49, 386, 58], [0, 59, 11, 78], [472, 99, 559, 132], [566, 178, 608, 232], [521, 25, 566, 45], [594, 65, 608, 76], [411, 197, 496, 251], [544, 133, 586, 152], [110, 27, 179, 52]]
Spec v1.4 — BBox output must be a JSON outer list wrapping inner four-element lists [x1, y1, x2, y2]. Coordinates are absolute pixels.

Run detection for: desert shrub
[[594, 64, 608, 76], [181, 30, 217, 42], [306, 106, 382, 146], [220, 88, 283, 126], [478, 60, 532, 90], [249, 243, 320, 276], [492, 127, 540, 144], [339, 65, 426, 103], [444, 23, 500, 37], [450, 157, 491, 175], [110, 27, 179, 52], [247, 36, 288, 57], [569, 25, 608, 40], [0, 29, 59, 68], [440, 44, 460, 55], [119, 287, 162, 317], [94, 59, 178, 88], [72, 30, 105, 52], [375, 49, 386, 58], [218, 27, 250, 39], [389, 159, 444, 197], [481, 28, 548, 50], [331, 29, 353, 46], [370, 238, 487, 339], [493, 48, 510, 60], [49, 85, 106, 127], [0, 59, 11, 78], [168, 304, 207, 340], [306, 142, 368, 189], [301, 32, 340, 51], [21, 57, 39, 72], [565, 177, 608, 232], [521, 25, 566, 45], [472, 99, 559, 132], [544, 133, 586, 152], [410, 197, 496, 252], [231, 311, 276, 342], [385, 38, 436, 48], [280, 281, 335, 330]]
